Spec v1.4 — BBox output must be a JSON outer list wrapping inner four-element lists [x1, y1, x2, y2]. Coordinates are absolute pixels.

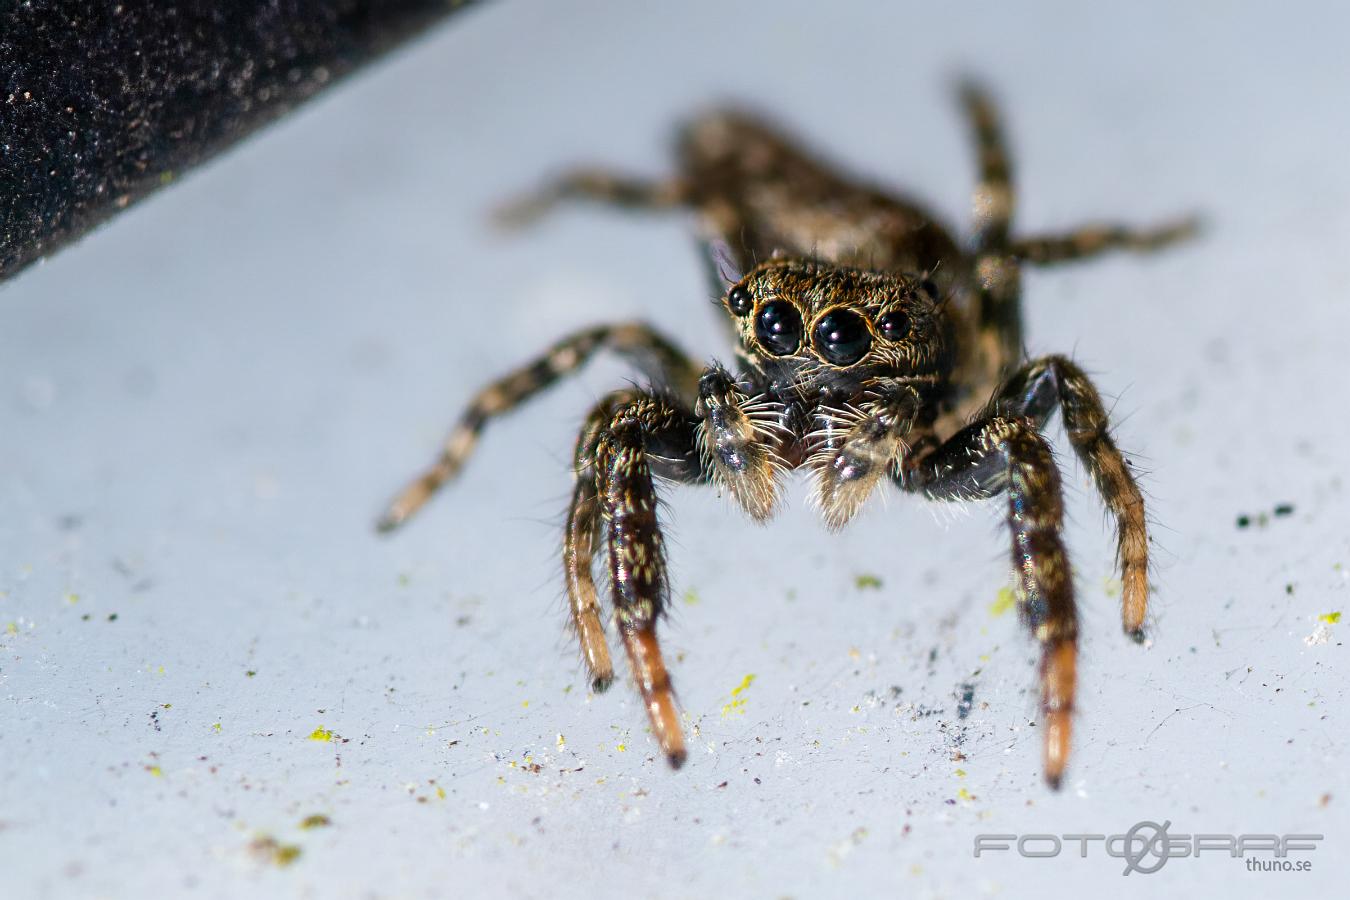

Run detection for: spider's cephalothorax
[[378, 83, 1197, 788]]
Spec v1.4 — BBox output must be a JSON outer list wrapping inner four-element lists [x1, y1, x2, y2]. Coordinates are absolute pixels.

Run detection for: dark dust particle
[[1236, 514, 1251, 529], [956, 684, 976, 720], [107, 613, 118, 622], [1274, 503, 1295, 517]]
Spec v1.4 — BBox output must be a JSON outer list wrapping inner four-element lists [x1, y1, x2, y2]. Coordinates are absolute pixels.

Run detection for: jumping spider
[[378, 83, 1195, 788]]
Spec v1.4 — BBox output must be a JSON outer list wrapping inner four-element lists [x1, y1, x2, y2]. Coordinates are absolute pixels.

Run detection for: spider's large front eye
[[813, 309, 871, 366], [727, 285, 754, 316], [754, 300, 802, 356]]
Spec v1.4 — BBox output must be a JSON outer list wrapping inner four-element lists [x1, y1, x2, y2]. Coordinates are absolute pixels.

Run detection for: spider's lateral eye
[[727, 285, 754, 316], [878, 310, 911, 342], [812, 308, 871, 367], [753, 300, 802, 356], [919, 278, 941, 302]]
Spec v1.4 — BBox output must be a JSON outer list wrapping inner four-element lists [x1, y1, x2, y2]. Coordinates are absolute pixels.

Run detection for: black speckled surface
[[0, 0, 477, 284]]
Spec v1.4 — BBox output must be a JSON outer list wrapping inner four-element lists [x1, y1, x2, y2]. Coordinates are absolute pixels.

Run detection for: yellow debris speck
[[990, 586, 1017, 617], [854, 573, 883, 590], [958, 787, 973, 801], [273, 845, 302, 867], [65, 593, 80, 604], [5, 622, 16, 635], [719, 673, 756, 718], [682, 589, 701, 605], [436, 786, 446, 800], [955, 768, 967, 777], [1320, 611, 1342, 624], [212, 722, 222, 733], [308, 727, 334, 742], [299, 814, 331, 830], [521, 700, 529, 708], [556, 733, 566, 749], [1102, 577, 1123, 598], [616, 743, 627, 752], [147, 765, 163, 777]]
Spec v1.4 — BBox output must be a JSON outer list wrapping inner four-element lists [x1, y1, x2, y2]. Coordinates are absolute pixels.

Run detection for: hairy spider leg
[[377, 323, 699, 532], [494, 169, 690, 228], [959, 83, 1198, 379], [564, 390, 641, 692], [589, 392, 704, 767], [960, 81, 1024, 377], [904, 416, 1078, 789], [1011, 218, 1199, 265], [993, 356, 1151, 639]]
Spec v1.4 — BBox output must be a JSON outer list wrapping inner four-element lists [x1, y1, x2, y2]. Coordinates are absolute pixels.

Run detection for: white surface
[[3, 2, 1348, 897]]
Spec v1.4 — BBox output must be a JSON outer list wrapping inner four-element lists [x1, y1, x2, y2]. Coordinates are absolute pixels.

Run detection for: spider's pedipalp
[[694, 365, 785, 521], [905, 415, 1079, 788], [808, 384, 924, 530]]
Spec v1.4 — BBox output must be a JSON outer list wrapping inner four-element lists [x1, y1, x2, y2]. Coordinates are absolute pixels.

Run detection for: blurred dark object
[[1, 1, 479, 285]]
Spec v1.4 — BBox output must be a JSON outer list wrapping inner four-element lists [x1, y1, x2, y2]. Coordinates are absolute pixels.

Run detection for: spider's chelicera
[[378, 83, 1197, 788]]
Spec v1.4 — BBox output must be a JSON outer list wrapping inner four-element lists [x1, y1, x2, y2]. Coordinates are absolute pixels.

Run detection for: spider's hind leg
[[959, 81, 1024, 374], [902, 416, 1078, 788], [377, 323, 698, 532], [994, 355, 1151, 640], [495, 169, 690, 228], [1011, 218, 1199, 266], [960, 81, 1015, 254]]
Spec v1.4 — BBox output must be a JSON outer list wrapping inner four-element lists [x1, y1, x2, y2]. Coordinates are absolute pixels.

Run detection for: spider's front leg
[[902, 416, 1078, 788], [572, 390, 705, 766], [993, 356, 1150, 639]]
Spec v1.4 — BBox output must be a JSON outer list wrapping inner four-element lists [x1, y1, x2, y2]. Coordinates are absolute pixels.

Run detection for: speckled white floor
[[3, 2, 1347, 897]]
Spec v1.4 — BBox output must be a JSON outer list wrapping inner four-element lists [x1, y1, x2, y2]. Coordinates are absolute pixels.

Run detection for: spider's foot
[[1041, 640, 1076, 791]]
